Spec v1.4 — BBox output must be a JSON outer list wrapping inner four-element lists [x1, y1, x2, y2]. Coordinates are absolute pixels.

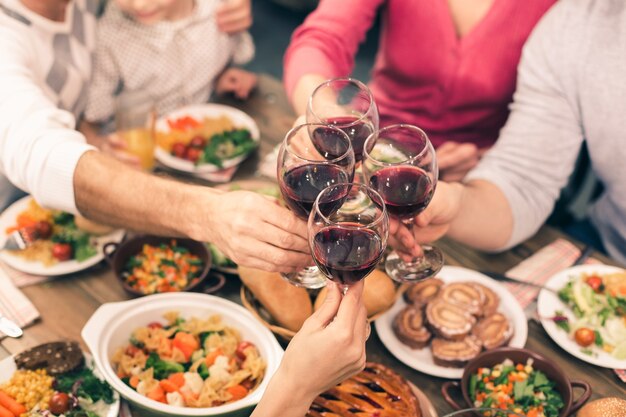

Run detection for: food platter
[[0, 349, 119, 417], [0, 196, 125, 276], [376, 266, 528, 379], [155, 104, 260, 174], [538, 264, 626, 369]]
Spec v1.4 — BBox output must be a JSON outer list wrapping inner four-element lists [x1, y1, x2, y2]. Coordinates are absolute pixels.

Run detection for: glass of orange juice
[[115, 91, 156, 171]]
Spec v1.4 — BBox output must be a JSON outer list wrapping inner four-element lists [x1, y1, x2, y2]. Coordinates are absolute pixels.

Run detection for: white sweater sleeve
[[0, 26, 95, 214], [465, 1, 584, 250]]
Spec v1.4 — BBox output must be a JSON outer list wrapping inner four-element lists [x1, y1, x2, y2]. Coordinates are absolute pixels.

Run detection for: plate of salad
[[0, 197, 125, 276], [155, 104, 260, 174], [0, 341, 119, 417], [538, 264, 626, 369]]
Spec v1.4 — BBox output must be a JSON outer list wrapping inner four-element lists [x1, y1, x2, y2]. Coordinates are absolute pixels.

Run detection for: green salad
[[469, 359, 563, 417]]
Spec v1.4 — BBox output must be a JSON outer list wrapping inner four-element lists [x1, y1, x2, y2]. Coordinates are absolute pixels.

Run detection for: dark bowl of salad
[[442, 347, 591, 417], [103, 236, 220, 297]]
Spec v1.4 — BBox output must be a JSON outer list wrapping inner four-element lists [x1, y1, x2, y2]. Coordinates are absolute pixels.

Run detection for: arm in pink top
[[283, 0, 385, 98]]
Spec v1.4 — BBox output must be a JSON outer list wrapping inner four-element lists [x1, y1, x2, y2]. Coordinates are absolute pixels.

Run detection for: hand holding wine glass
[[277, 123, 355, 288], [308, 183, 389, 292], [362, 124, 443, 282]]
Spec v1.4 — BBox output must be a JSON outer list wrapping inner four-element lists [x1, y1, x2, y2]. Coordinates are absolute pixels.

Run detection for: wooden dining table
[[0, 74, 624, 415]]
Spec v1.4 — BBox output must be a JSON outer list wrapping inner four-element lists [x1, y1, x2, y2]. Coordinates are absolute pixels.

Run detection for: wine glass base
[[385, 245, 444, 283], [280, 266, 327, 289]]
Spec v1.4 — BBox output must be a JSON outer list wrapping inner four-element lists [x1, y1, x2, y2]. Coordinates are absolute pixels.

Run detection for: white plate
[[537, 264, 626, 369], [375, 266, 528, 379], [155, 104, 260, 173], [0, 352, 120, 417], [0, 196, 125, 276]]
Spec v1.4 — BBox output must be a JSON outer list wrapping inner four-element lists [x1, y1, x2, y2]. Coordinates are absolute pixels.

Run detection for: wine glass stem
[[402, 221, 425, 266]]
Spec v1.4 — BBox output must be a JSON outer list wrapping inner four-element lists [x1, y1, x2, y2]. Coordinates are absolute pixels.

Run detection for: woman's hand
[[203, 190, 312, 273], [216, 0, 252, 34], [436, 141, 481, 182], [252, 281, 368, 417]]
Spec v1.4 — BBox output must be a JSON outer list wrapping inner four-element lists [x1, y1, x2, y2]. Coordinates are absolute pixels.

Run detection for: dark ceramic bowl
[[103, 236, 223, 297], [442, 347, 591, 417]]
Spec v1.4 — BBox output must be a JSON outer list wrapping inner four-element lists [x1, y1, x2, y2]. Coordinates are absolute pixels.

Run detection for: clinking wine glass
[[308, 183, 389, 293], [306, 77, 379, 165], [277, 123, 356, 289], [362, 124, 443, 282]]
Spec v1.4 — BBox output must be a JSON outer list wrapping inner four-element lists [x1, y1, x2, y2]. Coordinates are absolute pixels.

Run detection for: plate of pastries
[[376, 266, 528, 379]]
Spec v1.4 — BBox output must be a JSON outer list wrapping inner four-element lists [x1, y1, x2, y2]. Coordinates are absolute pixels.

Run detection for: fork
[[1, 228, 38, 251]]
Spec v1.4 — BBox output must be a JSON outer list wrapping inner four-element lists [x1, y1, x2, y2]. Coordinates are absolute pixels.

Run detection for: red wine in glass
[[312, 224, 383, 286], [313, 116, 373, 161], [280, 163, 351, 219], [368, 165, 434, 220]]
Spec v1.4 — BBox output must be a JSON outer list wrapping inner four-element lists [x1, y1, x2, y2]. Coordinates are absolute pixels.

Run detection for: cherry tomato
[[190, 136, 206, 149], [52, 243, 73, 261], [35, 221, 52, 239], [585, 275, 604, 293], [235, 341, 254, 360], [172, 143, 187, 159], [147, 322, 163, 329], [49, 392, 70, 414], [185, 147, 202, 163], [574, 327, 595, 347]]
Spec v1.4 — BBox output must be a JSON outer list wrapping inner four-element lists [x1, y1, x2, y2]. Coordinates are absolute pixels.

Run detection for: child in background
[[82, 0, 256, 157]]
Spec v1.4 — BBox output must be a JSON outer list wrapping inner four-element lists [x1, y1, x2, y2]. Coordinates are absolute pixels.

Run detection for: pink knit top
[[284, 0, 555, 148]]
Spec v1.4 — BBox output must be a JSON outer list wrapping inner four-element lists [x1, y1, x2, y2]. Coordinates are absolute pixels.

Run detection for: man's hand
[[204, 191, 311, 272], [437, 141, 481, 182], [215, 68, 258, 100], [412, 182, 465, 243], [216, 0, 252, 34]]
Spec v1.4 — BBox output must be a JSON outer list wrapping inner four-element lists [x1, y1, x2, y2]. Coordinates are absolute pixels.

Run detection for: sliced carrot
[[226, 385, 248, 401], [168, 372, 185, 388], [205, 348, 223, 366], [159, 379, 179, 393], [147, 386, 166, 403], [129, 375, 140, 389], [527, 409, 539, 417], [172, 332, 199, 360], [0, 391, 26, 417], [0, 405, 13, 417]]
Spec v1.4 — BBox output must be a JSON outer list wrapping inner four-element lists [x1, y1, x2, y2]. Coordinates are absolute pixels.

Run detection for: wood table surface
[[1, 74, 624, 415]]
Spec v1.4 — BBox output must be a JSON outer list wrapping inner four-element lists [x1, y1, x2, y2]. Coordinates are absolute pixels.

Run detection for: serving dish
[[0, 345, 119, 417], [375, 266, 528, 379], [81, 293, 283, 417], [0, 196, 125, 276], [103, 235, 220, 297], [537, 264, 626, 369], [441, 347, 591, 417], [155, 104, 260, 174]]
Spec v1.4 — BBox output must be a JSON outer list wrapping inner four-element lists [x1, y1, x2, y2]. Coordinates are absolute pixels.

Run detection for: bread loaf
[[314, 269, 396, 317], [238, 266, 312, 332]]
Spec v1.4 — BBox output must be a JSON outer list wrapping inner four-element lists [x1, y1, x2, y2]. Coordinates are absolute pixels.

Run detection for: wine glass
[[308, 183, 389, 293], [306, 77, 379, 164], [277, 123, 356, 289], [362, 124, 443, 282]]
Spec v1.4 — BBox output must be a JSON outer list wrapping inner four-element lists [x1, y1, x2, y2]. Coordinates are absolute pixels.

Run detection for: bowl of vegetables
[[81, 293, 283, 417], [441, 348, 591, 417], [104, 236, 220, 296]]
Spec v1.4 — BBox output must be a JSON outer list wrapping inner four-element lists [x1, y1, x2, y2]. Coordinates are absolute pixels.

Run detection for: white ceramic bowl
[[82, 293, 283, 417]]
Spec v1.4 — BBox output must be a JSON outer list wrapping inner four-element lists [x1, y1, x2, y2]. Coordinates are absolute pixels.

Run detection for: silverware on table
[[0, 313, 23, 338], [480, 245, 594, 295]]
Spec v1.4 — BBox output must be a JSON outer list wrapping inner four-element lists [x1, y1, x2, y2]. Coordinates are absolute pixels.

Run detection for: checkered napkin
[[0, 265, 39, 337], [503, 238, 625, 382], [0, 262, 50, 288]]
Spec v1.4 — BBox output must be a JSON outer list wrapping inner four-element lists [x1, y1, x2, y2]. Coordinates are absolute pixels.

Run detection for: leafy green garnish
[[594, 330, 604, 347], [200, 129, 257, 168], [55, 367, 114, 404]]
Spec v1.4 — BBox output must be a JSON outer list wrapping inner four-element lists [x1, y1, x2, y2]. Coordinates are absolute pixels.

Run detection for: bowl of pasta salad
[[81, 293, 283, 416]]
